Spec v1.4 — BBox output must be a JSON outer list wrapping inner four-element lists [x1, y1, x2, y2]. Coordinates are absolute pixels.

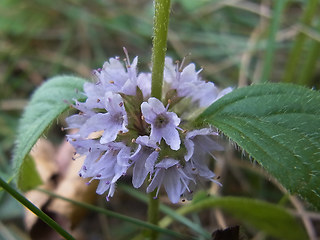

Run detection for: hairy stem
[[151, 0, 171, 100]]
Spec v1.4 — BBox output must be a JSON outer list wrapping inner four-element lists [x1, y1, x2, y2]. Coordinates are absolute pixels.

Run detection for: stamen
[[123, 47, 131, 67], [165, 101, 170, 110], [197, 68, 203, 74]]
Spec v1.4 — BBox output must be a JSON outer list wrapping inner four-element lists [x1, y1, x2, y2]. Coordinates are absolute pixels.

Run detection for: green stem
[[151, 0, 171, 99], [145, 190, 160, 240], [283, 0, 319, 83], [0, 177, 75, 240], [148, 0, 171, 238], [260, 0, 287, 83]]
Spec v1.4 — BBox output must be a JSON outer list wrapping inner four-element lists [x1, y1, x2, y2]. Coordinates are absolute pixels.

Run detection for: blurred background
[[1, 0, 320, 239]]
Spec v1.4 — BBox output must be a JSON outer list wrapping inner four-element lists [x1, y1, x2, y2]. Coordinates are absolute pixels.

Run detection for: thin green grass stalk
[[119, 184, 211, 239], [0, 177, 75, 240], [151, 0, 171, 99], [283, 0, 319, 83], [37, 188, 191, 239], [297, 20, 320, 85], [260, 0, 287, 83]]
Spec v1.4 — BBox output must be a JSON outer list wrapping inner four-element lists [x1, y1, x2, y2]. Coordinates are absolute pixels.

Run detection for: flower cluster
[[66, 49, 232, 203]]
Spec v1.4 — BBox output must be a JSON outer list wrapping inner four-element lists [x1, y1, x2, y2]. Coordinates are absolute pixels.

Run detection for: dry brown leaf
[[48, 140, 98, 229], [24, 138, 97, 238], [24, 138, 58, 231], [30, 138, 58, 183]]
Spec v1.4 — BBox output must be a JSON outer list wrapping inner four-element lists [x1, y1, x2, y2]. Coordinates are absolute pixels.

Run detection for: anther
[[97, 99, 100, 103], [109, 80, 114, 84], [119, 102, 124, 107], [141, 115, 145, 121], [131, 138, 136, 143], [155, 148, 161, 152]]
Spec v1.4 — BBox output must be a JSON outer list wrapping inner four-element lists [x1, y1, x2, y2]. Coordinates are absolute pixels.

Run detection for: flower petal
[[161, 126, 181, 150]]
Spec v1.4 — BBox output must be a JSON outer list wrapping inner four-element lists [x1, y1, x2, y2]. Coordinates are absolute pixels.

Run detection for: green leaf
[[13, 76, 87, 186], [180, 196, 308, 240], [17, 155, 42, 191], [197, 83, 320, 209]]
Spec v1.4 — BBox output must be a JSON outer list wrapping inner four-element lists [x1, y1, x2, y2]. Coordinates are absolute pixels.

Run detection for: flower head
[[66, 50, 232, 203]]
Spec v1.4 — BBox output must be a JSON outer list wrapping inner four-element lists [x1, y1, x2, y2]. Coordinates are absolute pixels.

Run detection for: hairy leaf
[[17, 155, 42, 191], [198, 83, 320, 209], [13, 76, 86, 188]]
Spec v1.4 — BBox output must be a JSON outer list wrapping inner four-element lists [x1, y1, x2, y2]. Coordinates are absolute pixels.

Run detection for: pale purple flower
[[78, 141, 131, 200], [163, 57, 232, 107], [184, 128, 223, 185], [141, 97, 181, 150], [137, 72, 152, 98], [78, 91, 128, 144], [130, 136, 159, 188], [184, 128, 223, 161], [146, 158, 193, 203], [92, 51, 138, 96], [164, 57, 200, 98]]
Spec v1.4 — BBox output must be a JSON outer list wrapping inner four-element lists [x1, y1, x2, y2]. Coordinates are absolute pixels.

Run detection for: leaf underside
[[13, 76, 86, 189], [198, 83, 320, 209]]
